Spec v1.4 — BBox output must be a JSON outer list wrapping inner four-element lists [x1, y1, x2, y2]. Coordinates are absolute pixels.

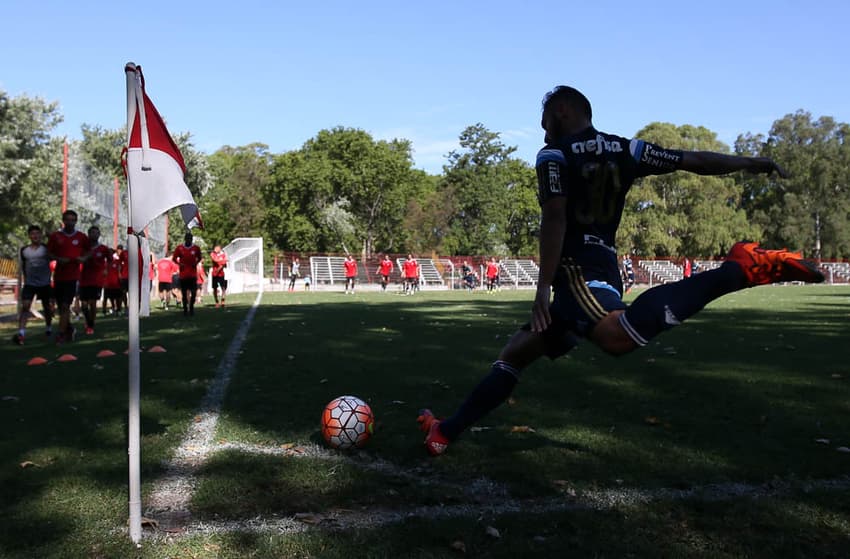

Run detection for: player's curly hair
[[542, 86, 592, 120]]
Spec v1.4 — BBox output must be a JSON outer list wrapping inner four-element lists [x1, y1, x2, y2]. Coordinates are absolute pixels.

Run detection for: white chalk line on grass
[[144, 437, 850, 540], [145, 292, 263, 525]]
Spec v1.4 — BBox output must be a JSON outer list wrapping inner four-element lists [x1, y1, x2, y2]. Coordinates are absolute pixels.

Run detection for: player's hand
[[530, 284, 552, 333], [757, 157, 789, 179]]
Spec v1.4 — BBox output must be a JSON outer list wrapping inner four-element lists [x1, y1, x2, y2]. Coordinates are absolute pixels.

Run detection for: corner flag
[[124, 63, 202, 231]]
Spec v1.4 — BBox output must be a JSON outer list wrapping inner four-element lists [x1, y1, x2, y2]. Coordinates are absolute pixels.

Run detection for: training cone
[[57, 354, 77, 362], [148, 345, 167, 353], [27, 357, 48, 366], [96, 349, 116, 358]]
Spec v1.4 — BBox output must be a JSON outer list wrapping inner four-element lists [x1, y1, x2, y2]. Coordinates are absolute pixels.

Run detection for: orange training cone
[[57, 354, 78, 362], [27, 357, 48, 366], [96, 349, 116, 358], [148, 345, 167, 353]]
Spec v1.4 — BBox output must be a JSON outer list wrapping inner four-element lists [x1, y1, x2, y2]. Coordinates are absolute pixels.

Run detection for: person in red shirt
[[343, 254, 358, 294], [376, 254, 393, 292], [485, 257, 500, 292], [114, 244, 129, 314], [156, 256, 176, 309], [46, 210, 90, 343], [196, 261, 207, 305], [403, 254, 419, 295], [104, 251, 122, 315], [172, 232, 203, 316], [78, 225, 112, 335], [210, 245, 228, 307]]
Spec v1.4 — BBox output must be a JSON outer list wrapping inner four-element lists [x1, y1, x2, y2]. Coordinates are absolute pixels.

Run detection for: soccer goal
[[221, 237, 264, 294]]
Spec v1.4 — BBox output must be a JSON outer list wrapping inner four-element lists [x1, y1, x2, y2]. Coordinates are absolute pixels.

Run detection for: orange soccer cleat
[[725, 242, 824, 287], [417, 409, 450, 456]]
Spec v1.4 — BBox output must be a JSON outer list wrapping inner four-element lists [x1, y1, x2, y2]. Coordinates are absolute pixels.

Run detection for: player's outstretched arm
[[680, 151, 789, 178]]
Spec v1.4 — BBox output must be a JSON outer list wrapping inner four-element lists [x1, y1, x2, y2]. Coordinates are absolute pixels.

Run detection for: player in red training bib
[[377, 254, 394, 292], [343, 254, 358, 294], [210, 245, 228, 307], [78, 225, 112, 335], [46, 210, 90, 343], [172, 232, 203, 316]]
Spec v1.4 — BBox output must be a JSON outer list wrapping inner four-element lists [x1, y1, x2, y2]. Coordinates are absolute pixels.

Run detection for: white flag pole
[[125, 62, 143, 544]]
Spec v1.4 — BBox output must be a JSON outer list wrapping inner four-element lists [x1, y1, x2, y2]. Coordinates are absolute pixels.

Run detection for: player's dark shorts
[[53, 280, 78, 306], [521, 262, 626, 360], [120, 278, 129, 291], [212, 276, 227, 290], [158, 281, 172, 291], [171, 274, 180, 286], [105, 287, 122, 300], [79, 285, 103, 301], [180, 278, 198, 291], [381, 274, 389, 283], [21, 284, 52, 303]]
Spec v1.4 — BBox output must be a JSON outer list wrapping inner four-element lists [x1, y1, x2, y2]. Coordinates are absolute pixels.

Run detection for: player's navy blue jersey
[[536, 126, 683, 283]]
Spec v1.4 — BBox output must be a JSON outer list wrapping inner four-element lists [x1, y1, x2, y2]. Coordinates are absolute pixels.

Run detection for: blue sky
[[2, 0, 848, 174]]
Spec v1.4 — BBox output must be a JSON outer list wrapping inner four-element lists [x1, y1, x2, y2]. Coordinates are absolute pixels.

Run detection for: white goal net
[[221, 237, 264, 294]]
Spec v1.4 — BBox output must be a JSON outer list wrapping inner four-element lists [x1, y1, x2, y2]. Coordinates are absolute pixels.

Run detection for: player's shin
[[438, 360, 520, 441], [620, 262, 744, 345]]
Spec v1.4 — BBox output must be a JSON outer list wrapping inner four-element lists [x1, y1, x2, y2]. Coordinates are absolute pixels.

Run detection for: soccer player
[[210, 245, 228, 305], [417, 85, 825, 456], [403, 254, 418, 295], [343, 254, 358, 294], [172, 232, 203, 316], [622, 253, 635, 293], [287, 257, 299, 292], [78, 226, 112, 335], [196, 260, 206, 305], [485, 257, 500, 292], [12, 225, 54, 345], [377, 254, 393, 292], [116, 243, 129, 315], [156, 255, 175, 309], [104, 250, 122, 315], [46, 210, 90, 343]]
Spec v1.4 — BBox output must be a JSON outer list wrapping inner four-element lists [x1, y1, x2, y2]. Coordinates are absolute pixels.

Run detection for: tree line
[[2, 89, 848, 261]]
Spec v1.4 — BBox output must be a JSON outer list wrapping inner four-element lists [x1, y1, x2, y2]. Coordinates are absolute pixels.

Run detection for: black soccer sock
[[439, 361, 519, 441], [621, 261, 744, 345]]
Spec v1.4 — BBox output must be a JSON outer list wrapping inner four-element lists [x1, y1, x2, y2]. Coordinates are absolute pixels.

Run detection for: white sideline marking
[[145, 292, 263, 526]]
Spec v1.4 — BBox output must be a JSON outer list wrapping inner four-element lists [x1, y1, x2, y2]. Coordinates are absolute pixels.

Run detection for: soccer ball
[[321, 395, 375, 449]]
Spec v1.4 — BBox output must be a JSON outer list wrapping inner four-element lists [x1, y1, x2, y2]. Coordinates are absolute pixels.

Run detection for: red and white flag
[[124, 63, 202, 232]]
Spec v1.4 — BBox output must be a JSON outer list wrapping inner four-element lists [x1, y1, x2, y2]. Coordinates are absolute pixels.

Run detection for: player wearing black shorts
[[417, 85, 825, 456], [12, 225, 54, 345]]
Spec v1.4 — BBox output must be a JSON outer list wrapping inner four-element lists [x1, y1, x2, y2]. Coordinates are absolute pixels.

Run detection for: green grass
[[1, 286, 849, 558]]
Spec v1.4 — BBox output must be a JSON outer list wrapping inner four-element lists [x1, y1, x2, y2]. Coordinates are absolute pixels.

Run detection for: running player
[[377, 254, 393, 292], [172, 232, 202, 316], [46, 210, 90, 343], [78, 225, 112, 335], [210, 245, 228, 306], [11, 225, 54, 345]]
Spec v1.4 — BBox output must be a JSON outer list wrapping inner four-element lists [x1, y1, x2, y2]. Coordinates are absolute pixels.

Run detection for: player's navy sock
[[620, 262, 744, 345], [439, 360, 519, 441]]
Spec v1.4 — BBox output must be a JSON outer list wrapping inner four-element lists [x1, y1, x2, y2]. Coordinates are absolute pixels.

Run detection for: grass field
[[1, 285, 849, 558]]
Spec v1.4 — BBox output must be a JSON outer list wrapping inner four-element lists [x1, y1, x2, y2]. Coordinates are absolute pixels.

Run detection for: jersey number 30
[[575, 161, 622, 225]]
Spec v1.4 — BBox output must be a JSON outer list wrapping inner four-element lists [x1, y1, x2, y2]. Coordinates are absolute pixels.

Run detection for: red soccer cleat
[[417, 409, 450, 456], [725, 242, 824, 287]]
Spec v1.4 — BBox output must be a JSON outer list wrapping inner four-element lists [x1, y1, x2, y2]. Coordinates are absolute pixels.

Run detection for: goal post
[[220, 237, 264, 294]]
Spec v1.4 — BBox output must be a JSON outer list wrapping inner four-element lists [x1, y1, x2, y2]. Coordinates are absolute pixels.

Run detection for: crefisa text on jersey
[[571, 134, 623, 155]]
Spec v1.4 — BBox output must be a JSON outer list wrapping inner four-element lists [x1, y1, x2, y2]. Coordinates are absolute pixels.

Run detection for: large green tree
[[0, 91, 63, 255], [618, 123, 759, 257], [440, 123, 537, 256], [264, 127, 425, 257], [203, 143, 272, 247], [737, 111, 850, 258]]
